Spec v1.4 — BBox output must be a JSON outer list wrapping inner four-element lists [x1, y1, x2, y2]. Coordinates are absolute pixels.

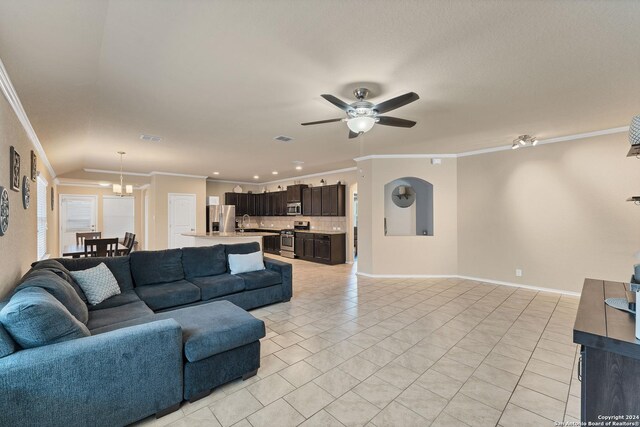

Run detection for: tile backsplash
[[238, 216, 347, 232]]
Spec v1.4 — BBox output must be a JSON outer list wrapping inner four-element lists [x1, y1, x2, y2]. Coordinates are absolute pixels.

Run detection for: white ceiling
[[0, 0, 639, 183]]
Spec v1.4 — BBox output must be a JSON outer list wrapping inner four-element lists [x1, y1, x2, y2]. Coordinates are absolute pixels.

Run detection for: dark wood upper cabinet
[[320, 184, 345, 216], [224, 192, 238, 207], [237, 193, 249, 216], [286, 184, 308, 203], [280, 191, 287, 215], [302, 187, 312, 216], [311, 187, 322, 216]]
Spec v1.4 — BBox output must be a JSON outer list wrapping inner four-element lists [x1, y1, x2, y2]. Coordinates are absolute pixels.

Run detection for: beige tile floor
[[136, 257, 582, 427]]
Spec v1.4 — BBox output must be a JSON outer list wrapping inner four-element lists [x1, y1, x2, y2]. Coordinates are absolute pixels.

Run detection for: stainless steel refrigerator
[[208, 205, 236, 233]]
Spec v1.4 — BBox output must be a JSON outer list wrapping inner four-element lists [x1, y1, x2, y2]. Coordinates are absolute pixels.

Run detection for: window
[[36, 176, 48, 260]]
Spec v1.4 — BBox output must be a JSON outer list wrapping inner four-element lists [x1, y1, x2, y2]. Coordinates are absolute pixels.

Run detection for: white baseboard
[[356, 271, 580, 296]]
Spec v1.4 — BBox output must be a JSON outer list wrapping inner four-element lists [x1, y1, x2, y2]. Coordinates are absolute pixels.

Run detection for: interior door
[[60, 194, 98, 254], [168, 193, 196, 249]]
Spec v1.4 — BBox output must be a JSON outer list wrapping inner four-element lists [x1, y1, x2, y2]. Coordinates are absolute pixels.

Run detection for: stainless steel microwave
[[287, 202, 301, 216]]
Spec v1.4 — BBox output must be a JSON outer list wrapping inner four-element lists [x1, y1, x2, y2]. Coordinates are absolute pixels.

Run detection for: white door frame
[[144, 193, 149, 250], [168, 192, 197, 249], [59, 194, 98, 255]]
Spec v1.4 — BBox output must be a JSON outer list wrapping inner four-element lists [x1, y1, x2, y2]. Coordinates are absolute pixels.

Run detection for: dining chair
[[76, 231, 102, 245], [84, 238, 119, 257], [123, 232, 136, 255]]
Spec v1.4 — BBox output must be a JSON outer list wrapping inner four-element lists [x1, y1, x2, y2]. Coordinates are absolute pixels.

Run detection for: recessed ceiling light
[[295, 166, 302, 170], [272, 171, 278, 175], [98, 182, 111, 187], [212, 172, 220, 175], [253, 175, 259, 179]]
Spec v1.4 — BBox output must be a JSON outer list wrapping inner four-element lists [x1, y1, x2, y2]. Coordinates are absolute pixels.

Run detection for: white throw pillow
[[228, 251, 266, 275], [69, 263, 121, 306]]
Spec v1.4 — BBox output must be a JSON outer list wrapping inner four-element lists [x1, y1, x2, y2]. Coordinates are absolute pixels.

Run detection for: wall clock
[[22, 176, 30, 209], [30, 150, 37, 181], [9, 146, 20, 191], [0, 186, 9, 236]]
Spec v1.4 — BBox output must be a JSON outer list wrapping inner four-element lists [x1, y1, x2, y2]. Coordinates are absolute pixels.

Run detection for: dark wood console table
[[573, 279, 640, 422]]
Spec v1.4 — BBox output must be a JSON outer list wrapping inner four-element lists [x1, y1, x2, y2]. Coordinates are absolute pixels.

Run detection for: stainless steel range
[[280, 221, 310, 258]]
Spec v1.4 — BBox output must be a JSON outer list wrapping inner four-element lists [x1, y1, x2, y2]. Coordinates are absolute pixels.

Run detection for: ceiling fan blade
[[301, 118, 344, 126], [348, 130, 361, 139], [376, 116, 417, 128], [321, 94, 353, 112], [373, 92, 419, 114]]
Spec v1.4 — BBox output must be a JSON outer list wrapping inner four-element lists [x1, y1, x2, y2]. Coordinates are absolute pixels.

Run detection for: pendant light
[[113, 151, 133, 196]]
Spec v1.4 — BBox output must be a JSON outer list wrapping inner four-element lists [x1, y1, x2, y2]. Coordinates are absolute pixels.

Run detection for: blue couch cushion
[[0, 302, 17, 358], [182, 245, 227, 279], [29, 259, 88, 302], [87, 300, 154, 331], [16, 270, 89, 324], [55, 256, 135, 292], [226, 242, 261, 256], [237, 270, 282, 291], [0, 287, 90, 349], [130, 249, 184, 286], [135, 280, 200, 311], [87, 290, 142, 312], [190, 274, 245, 300], [93, 300, 266, 362]]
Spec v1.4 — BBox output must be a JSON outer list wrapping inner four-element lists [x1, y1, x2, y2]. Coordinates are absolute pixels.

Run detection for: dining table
[[62, 243, 129, 258]]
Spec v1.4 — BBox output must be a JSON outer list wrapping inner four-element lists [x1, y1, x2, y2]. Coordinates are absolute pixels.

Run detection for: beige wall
[[56, 185, 143, 252], [149, 174, 206, 250], [0, 90, 56, 298], [357, 158, 458, 275], [458, 133, 640, 293]]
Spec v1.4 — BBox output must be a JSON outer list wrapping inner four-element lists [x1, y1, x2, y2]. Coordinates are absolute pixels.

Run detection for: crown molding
[[354, 125, 630, 161], [260, 167, 358, 185], [206, 179, 257, 185], [83, 168, 151, 177], [0, 57, 56, 178], [149, 171, 208, 179], [56, 181, 144, 190]]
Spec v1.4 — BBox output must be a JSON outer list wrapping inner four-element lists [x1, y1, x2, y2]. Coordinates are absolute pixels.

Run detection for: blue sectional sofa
[[0, 242, 292, 427]]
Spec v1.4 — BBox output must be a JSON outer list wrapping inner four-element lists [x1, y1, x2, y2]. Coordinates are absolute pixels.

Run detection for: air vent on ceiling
[[140, 134, 163, 142], [274, 135, 294, 143]]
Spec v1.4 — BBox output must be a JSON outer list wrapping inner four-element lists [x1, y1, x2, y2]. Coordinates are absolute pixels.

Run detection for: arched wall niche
[[384, 177, 434, 236]]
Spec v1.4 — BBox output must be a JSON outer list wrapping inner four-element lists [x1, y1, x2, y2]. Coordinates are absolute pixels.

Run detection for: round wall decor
[[0, 186, 9, 236], [391, 185, 416, 208], [22, 176, 30, 209]]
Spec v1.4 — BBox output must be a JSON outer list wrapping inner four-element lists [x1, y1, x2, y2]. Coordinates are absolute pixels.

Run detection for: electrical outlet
[[515, 269, 523, 277]]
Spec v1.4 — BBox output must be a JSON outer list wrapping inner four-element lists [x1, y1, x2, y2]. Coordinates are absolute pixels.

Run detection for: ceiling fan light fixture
[[347, 116, 376, 134]]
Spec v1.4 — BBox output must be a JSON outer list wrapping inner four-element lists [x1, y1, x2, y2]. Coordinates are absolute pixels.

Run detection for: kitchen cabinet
[[263, 234, 280, 255], [286, 184, 308, 203], [224, 192, 237, 207], [237, 193, 249, 216], [248, 193, 256, 216], [295, 232, 345, 264], [311, 187, 322, 216], [302, 187, 312, 216], [321, 184, 345, 216]]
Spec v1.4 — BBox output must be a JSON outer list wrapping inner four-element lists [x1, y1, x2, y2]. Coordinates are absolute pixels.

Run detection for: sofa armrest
[[264, 257, 292, 300], [0, 319, 183, 427]]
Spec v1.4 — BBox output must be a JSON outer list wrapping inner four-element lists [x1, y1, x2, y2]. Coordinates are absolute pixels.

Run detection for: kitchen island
[[181, 231, 280, 251]]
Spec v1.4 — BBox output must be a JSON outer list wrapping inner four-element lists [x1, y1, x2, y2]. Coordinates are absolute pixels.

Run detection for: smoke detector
[[139, 134, 163, 142]]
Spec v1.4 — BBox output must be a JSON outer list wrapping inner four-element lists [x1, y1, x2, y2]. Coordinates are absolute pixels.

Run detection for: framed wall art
[[31, 150, 37, 181], [50, 186, 55, 211], [22, 176, 30, 209], [10, 146, 20, 192], [0, 186, 9, 236]]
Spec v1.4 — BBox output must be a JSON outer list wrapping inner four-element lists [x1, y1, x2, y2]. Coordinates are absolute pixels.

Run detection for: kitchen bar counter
[[181, 231, 279, 250]]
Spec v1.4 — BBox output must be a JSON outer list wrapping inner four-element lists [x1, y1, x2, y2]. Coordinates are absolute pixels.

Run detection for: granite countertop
[[293, 230, 346, 235], [183, 231, 280, 238]]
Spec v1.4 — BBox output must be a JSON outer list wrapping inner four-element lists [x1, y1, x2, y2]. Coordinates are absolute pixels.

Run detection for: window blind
[[36, 176, 47, 260]]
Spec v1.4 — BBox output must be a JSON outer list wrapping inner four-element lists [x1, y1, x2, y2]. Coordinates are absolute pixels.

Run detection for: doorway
[[59, 194, 98, 254], [168, 193, 196, 249]]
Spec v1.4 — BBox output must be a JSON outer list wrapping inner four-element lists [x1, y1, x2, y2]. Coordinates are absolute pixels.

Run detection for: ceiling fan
[[301, 88, 419, 138]]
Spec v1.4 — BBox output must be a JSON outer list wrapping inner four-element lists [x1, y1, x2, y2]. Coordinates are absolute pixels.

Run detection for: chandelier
[[113, 151, 133, 196]]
